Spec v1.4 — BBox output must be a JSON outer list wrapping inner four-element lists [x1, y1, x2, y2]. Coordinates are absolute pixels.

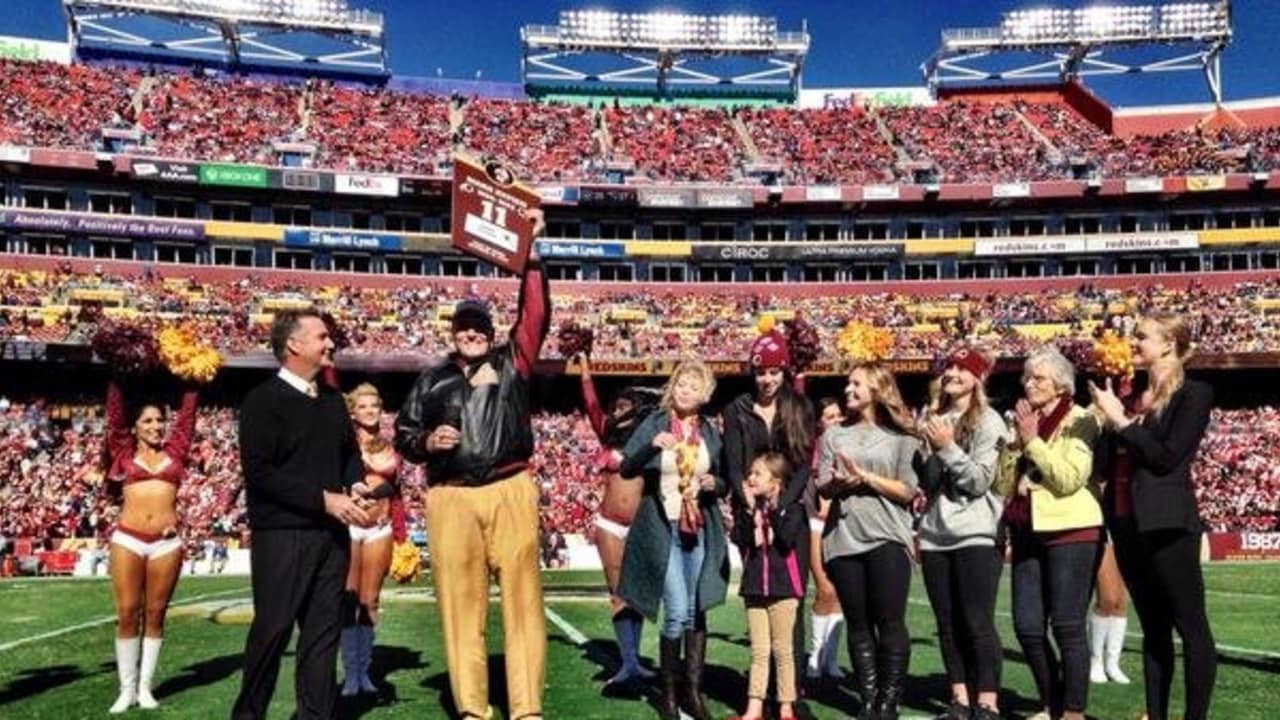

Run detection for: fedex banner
[[334, 173, 399, 197]]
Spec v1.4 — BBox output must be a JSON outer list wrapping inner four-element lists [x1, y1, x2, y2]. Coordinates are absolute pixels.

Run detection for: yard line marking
[[908, 598, 1280, 660], [544, 606, 590, 646], [1205, 588, 1278, 599], [0, 588, 244, 652]]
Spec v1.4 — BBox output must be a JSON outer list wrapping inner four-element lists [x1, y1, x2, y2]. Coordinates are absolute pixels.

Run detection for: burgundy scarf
[[1003, 393, 1074, 529]]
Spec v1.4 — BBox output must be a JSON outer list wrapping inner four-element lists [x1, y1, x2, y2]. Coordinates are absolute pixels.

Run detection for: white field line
[[905, 598, 1280, 660], [0, 588, 245, 652]]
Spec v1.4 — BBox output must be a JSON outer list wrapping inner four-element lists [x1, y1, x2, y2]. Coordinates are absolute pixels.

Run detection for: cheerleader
[[340, 382, 402, 697], [806, 397, 847, 686], [575, 352, 661, 691], [103, 378, 199, 713], [1090, 313, 1217, 720]]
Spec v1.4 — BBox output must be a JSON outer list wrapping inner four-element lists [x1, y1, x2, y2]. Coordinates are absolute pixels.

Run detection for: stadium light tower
[[62, 0, 387, 76], [923, 1, 1232, 102], [521, 10, 809, 97]]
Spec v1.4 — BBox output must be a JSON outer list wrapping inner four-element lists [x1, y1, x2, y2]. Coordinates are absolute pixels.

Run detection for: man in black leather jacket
[[395, 210, 550, 720]]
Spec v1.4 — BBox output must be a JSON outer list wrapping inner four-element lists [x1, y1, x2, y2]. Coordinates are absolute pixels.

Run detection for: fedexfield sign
[[0, 35, 72, 64], [199, 163, 268, 188]]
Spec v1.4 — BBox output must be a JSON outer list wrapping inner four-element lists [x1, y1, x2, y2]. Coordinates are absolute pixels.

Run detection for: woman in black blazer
[[1089, 313, 1216, 720]]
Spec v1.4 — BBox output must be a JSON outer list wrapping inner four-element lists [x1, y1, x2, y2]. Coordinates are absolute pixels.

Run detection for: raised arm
[[163, 388, 199, 461], [511, 262, 550, 380], [104, 379, 135, 464]]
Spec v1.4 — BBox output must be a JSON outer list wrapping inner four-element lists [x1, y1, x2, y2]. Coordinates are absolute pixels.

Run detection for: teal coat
[[615, 409, 730, 622]]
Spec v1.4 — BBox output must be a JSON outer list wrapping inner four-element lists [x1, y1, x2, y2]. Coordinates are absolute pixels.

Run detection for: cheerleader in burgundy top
[[576, 353, 661, 691], [340, 382, 404, 697], [103, 378, 198, 714]]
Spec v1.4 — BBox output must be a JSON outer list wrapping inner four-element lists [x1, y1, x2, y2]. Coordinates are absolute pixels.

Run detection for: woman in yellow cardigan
[[994, 347, 1102, 720]]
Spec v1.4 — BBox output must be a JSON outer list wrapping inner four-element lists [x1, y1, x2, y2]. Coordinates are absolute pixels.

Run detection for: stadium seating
[[3, 266, 1276, 359], [9, 60, 1278, 182]]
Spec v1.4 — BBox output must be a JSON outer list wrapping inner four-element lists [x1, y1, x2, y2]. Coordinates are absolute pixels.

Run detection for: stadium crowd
[[5, 60, 1280, 183], [3, 267, 1277, 360]]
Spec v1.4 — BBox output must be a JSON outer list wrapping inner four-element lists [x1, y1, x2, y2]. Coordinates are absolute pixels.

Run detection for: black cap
[[452, 300, 494, 339]]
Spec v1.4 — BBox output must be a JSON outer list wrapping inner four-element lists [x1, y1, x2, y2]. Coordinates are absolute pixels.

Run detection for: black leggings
[[1112, 525, 1217, 720], [921, 546, 1003, 695], [826, 543, 912, 669]]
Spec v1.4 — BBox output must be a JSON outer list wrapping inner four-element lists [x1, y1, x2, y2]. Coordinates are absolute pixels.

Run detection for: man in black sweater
[[231, 309, 370, 720]]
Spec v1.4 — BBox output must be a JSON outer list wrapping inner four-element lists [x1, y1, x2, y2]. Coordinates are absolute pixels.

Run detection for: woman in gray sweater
[[917, 347, 1008, 720], [815, 362, 920, 720]]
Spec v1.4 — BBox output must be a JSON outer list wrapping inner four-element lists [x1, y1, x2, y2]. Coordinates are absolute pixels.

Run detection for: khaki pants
[[425, 471, 546, 719], [746, 597, 799, 703]]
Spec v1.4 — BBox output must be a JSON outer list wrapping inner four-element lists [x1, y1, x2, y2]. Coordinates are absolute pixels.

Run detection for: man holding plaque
[[395, 205, 549, 720]]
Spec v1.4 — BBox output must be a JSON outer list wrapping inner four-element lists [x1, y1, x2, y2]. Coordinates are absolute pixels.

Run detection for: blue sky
[[5, 0, 1276, 107]]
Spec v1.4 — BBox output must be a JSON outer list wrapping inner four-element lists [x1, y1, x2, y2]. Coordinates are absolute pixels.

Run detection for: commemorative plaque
[[451, 154, 540, 274]]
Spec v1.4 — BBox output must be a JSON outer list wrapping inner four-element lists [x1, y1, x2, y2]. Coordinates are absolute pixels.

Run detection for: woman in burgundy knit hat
[[722, 321, 815, 710]]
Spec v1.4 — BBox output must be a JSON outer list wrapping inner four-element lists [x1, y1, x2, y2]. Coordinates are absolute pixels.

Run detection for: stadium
[[0, 0, 1276, 718]]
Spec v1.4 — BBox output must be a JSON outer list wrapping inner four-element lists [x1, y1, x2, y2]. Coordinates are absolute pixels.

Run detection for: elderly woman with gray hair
[[993, 347, 1102, 720]]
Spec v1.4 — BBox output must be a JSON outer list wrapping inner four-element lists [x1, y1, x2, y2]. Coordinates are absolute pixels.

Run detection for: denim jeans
[[661, 525, 706, 639], [1011, 537, 1100, 714]]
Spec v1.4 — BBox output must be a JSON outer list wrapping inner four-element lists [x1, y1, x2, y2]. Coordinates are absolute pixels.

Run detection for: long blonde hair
[[851, 362, 916, 436], [1144, 312, 1192, 416]]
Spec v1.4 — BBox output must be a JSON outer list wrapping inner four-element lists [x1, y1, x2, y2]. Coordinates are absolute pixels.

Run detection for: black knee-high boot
[[848, 635, 878, 720], [874, 647, 909, 720], [657, 636, 681, 720], [682, 629, 710, 720]]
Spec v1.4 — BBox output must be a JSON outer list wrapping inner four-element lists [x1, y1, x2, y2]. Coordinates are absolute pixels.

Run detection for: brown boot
[[657, 635, 681, 720], [681, 629, 710, 720]]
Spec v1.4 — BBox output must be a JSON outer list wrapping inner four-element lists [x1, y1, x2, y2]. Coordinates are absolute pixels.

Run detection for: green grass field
[[1, 565, 1277, 720]]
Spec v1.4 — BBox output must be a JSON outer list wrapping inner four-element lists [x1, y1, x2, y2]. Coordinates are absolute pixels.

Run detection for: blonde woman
[[617, 360, 730, 720], [917, 347, 1007, 720], [815, 362, 920, 720], [1090, 314, 1216, 720], [340, 383, 400, 697], [994, 347, 1101, 720]]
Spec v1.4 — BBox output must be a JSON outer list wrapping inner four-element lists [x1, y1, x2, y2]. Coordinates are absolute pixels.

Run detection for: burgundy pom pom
[[91, 322, 160, 376], [557, 320, 595, 359], [785, 315, 820, 373]]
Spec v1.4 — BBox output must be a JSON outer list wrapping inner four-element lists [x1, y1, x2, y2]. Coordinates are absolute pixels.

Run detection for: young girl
[[730, 452, 808, 720]]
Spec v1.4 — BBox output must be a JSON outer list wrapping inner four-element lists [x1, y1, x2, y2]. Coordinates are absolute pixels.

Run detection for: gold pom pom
[[757, 314, 776, 335], [389, 541, 422, 584], [1094, 330, 1134, 379], [158, 326, 223, 384], [836, 321, 894, 362]]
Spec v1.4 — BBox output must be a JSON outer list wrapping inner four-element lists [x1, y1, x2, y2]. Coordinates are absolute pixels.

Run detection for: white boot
[[358, 625, 378, 694], [1104, 616, 1132, 684], [339, 627, 360, 697], [806, 613, 828, 679], [109, 636, 140, 714], [137, 637, 162, 709], [822, 614, 846, 679], [1089, 613, 1108, 684]]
